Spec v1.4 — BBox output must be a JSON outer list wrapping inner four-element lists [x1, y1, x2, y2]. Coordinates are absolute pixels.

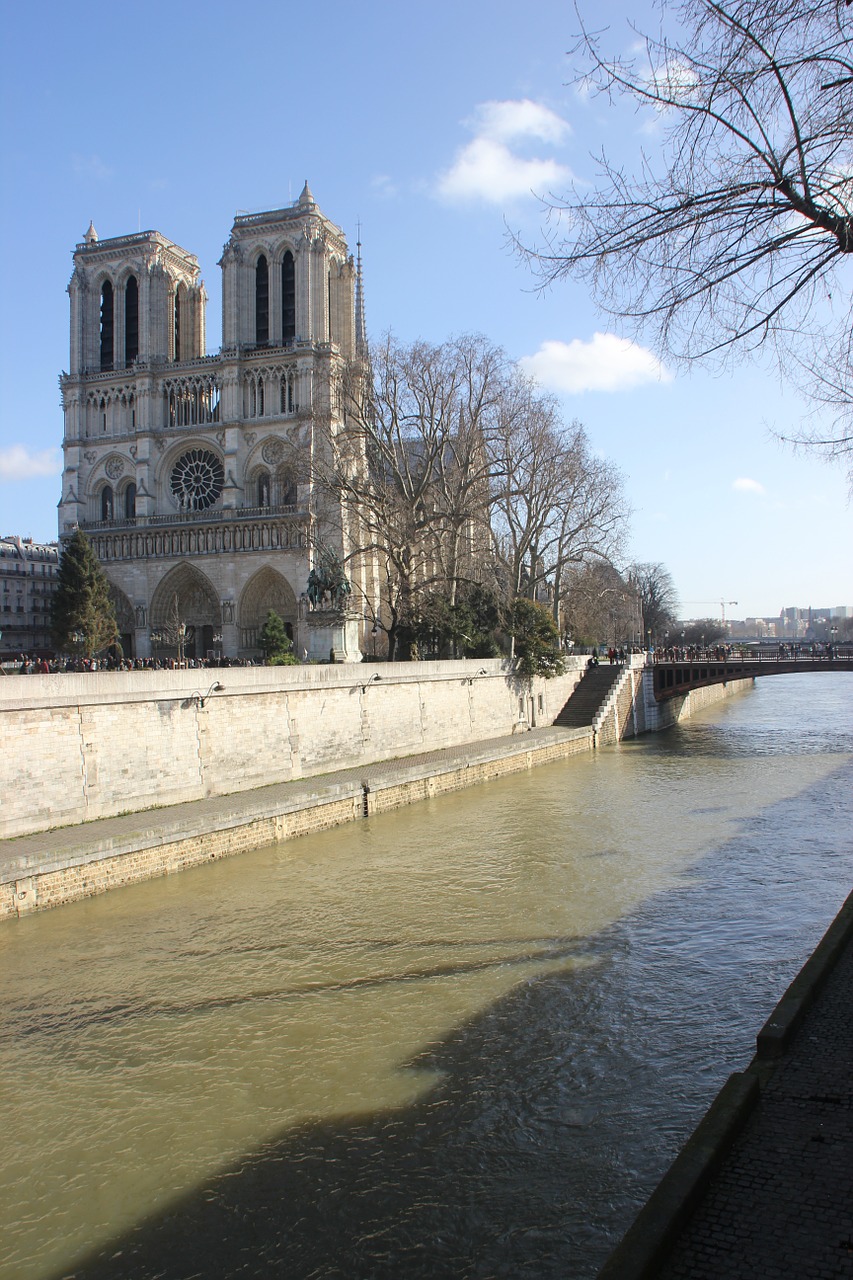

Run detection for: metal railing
[[652, 645, 852, 664]]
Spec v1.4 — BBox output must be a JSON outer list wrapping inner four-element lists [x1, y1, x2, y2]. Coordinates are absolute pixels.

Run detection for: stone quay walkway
[[599, 889, 853, 1280], [0, 724, 588, 912]]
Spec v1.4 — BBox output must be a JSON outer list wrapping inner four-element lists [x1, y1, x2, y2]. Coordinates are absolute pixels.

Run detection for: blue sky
[[1, 0, 850, 619]]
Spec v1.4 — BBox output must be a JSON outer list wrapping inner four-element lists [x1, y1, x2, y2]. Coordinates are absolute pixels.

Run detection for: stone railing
[[83, 509, 308, 562]]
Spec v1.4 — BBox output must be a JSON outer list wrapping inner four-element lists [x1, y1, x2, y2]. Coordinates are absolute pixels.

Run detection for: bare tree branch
[[520, 0, 852, 477]]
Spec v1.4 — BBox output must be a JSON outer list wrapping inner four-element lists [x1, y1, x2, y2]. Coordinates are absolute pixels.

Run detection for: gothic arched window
[[124, 483, 136, 519], [255, 255, 269, 346], [101, 486, 114, 522], [174, 287, 182, 362], [100, 281, 114, 371], [282, 251, 295, 342], [125, 276, 139, 366]]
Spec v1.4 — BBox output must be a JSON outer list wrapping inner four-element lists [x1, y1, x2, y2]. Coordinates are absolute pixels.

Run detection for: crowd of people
[[6, 654, 257, 674]]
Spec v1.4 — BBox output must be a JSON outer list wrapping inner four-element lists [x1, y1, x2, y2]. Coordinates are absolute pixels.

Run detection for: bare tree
[[488, 389, 629, 618], [628, 562, 680, 643], [323, 335, 506, 659], [318, 335, 628, 658], [564, 561, 643, 646], [527, 0, 853, 474]]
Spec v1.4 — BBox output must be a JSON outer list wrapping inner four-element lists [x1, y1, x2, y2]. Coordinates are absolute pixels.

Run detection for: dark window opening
[[256, 255, 269, 346], [100, 281, 114, 371], [124, 483, 136, 519], [101, 486, 114, 522], [125, 275, 139, 366], [282, 251, 295, 341], [174, 290, 181, 362]]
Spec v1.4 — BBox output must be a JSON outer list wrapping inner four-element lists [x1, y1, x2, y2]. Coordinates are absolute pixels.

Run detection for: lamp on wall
[[188, 681, 225, 707]]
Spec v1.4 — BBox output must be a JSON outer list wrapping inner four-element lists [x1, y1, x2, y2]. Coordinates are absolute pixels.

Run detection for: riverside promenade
[[599, 888, 853, 1280], [0, 723, 590, 920]]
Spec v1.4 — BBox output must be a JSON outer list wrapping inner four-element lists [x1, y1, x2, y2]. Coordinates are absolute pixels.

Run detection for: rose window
[[170, 449, 224, 511]]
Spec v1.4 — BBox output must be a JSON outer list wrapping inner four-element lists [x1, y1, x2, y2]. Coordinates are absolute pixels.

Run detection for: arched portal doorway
[[239, 567, 297, 654], [106, 581, 135, 659], [150, 563, 221, 662]]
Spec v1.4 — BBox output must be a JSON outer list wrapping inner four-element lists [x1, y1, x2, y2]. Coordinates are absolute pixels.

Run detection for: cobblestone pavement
[[0, 724, 584, 884], [656, 936, 853, 1280]]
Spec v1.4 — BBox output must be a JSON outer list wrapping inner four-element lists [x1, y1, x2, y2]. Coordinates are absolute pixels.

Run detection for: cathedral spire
[[355, 222, 368, 359]]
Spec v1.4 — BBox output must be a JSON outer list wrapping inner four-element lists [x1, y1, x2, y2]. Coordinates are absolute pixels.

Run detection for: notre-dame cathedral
[[58, 184, 369, 661]]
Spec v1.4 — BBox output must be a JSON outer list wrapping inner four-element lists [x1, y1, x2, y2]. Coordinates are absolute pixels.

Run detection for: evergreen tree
[[258, 609, 297, 663], [50, 530, 119, 658], [511, 598, 565, 679]]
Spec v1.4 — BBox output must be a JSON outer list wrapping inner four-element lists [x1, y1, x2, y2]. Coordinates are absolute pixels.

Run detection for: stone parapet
[[0, 660, 586, 839], [0, 725, 591, 920]]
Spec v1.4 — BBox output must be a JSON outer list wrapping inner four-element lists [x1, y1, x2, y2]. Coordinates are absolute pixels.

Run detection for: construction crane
[[683, 600, 739, 628]]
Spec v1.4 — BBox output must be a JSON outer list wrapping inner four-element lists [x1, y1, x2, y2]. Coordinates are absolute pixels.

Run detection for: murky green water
[[1, 674, 851, 1279]]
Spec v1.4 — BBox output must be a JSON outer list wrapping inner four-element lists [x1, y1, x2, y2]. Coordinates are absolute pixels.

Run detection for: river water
[[1, 673, 851, 1280]]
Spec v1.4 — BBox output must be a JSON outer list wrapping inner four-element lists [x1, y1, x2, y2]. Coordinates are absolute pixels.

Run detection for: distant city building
[[58, 186, 372, 661], [0, 536, 60, 655]]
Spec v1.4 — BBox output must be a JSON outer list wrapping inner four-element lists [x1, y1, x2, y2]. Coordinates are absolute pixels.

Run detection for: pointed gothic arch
[[255, 253, 269, 346], [99, 278, 114, 371], [150, 563, 221, 659], [106, 580, 136, 657], [124, 274, 139, 366], [281, 249, 296, 342], [239, 567, 297, 651]]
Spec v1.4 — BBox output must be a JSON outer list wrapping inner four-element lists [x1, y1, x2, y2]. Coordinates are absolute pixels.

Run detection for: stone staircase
[[553, 663, 625, 728]]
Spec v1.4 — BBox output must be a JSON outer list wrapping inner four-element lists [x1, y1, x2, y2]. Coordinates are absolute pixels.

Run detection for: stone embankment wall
[[0, 659, 754, 921], [591, 662, 755, 746], [591, 660, 753, 742], [0, 659, 585, 840], [2, 729, 593, 921]]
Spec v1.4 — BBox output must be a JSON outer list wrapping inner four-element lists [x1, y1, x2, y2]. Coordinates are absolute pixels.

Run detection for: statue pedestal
[[300, 610, 362, 663]]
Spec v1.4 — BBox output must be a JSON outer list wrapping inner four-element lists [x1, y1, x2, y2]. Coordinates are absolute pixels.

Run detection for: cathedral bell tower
[[58, 188, 371, 663]]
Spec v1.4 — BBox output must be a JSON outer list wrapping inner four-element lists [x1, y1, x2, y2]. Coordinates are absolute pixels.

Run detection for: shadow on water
[[50, 761, 853, 1280]]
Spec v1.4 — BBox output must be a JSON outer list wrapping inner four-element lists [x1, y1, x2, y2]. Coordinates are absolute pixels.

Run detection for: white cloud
[[438, 139, 571, 204], [519, 334, 672, 394], [471, 99, 570, 145], [436, 99, 572, 205], [0, 445, 62, 483], [648, 57, 700, 104], [733, 476, 767, 496]]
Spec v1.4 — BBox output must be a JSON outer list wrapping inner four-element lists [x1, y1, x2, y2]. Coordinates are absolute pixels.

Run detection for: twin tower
[[59, 185, 370, 661]]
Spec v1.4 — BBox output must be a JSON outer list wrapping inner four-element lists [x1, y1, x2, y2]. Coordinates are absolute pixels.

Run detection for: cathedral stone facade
[[59, 185, 369, 661]]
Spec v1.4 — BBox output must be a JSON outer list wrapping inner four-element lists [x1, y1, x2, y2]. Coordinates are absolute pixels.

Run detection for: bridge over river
[[652, 647, 853, 701]]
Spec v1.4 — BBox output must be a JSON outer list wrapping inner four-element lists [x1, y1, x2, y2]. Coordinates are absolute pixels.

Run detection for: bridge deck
[[652, 653, 853, 701]]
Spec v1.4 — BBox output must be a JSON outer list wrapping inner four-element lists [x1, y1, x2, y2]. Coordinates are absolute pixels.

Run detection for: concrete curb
[[596, 1069, 760, 1280], [595, 886, 853, 1280], [756, 888, 853, 1058]]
